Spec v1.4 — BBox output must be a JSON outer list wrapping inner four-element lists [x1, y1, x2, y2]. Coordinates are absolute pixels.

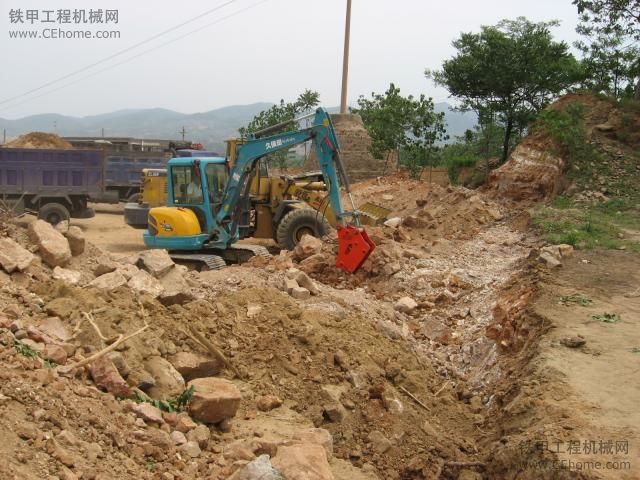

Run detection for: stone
[[93, 258, 117, 276], [145, 356, 186, 400], [52, 267, 82, 285], [323, 402, 346, 423], [179, 440, 201, 458], [291, 286, 311, 300], [402, 215, 428, 229], [229, 454, 283, 480], [272, 443, 334, 480], [256, 395, 283, 412], [557, 244, 574, 258], [129, 369, 156, 391], [383, 217, 402, 228], [116, 264, 139, 280], [381, 194, 394, 201], [394, 296, 418, 314], [283, 277, 299, 294], [293, 271, 320, 295], [290, 428, 333, 457], [175, 414, 197, 433], [186, 424, 210, 448], [560, 336, 586, 348], [137, 250, 174, 278], [38, 316, 71, 342], [0, 237, 34, 273], [187, 377, 242, 424], [170, 430, 187, 445], [66, 226, 85, 256], [293, 235, 323, 260], [367, 430, 392, 453], [89, 355, 131, 398], [169, 352, 222, 382], [158, 266, 193, 306], [128, 270, 164, 298], [55, 220, 70, 235], [107, 352, 131, 377], [88, 271, 127, 290], [132, 403, 164, 424], [42, 344, 67, 365], [539, 251, 561, 268], [28, 219, 72, 267]]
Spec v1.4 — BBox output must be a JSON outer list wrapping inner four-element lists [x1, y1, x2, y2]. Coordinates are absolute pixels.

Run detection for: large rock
[[145, 356, 185, 399], [89, 271, 127, 290], [187, 377, 242, 424], [127, 270, 164, 298], [137, 250, 174, 278], [28, 219, 71, 267], [272, 443, 335, 480], [0, 237, 34, 273], [229, 455, 284, 480], [89, 355, 131, 398], [131, 403, 164, 424], [38, 316, 71, 342], [293, 235, 323, 260], [394, 296, 418, 314], [52, 266, 81, 285], [158, 266, 193, 306], [66, 226, 85, 256], [169, 352, 223, 381]]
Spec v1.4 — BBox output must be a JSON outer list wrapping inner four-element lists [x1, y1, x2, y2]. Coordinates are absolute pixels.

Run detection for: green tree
[[354, 83, 448, 178], [574, 0, 640, 97], [427, 17, 583, 164], [239, 90, 320, 170]]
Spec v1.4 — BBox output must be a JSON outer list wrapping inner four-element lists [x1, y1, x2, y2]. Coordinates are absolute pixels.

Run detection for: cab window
[[205, 163, 228, 205], [172, 165, 203, 204]]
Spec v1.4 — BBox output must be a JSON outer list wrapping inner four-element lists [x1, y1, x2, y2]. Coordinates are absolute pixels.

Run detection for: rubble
[[52, 266, 82, 285], [0, 237, 34, 273], [169, 352, 222, 381], [145, 356, 185, 399], [89, 271, 127, 290], [187, 377, 242, 424], [293, 234, 323, 260], [66, 226, 86, 256], [137, 249, 174, 277]]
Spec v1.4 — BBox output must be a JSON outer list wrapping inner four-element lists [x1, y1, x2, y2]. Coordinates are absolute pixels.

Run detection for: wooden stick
[[83, 312, 109, 342], [187, 324, 241, 379], [444, 461, 486, 468], [433, 381, 450, 398], [399, 386, 430, 412]]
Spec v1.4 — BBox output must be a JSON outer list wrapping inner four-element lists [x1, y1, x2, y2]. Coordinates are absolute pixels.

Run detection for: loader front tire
[[276, 209, 331, 250]]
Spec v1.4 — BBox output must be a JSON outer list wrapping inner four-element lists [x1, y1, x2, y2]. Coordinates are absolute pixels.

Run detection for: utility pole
[[180, 126, 186, 141], [2, 129, 6, 144], [340, 0, 352, 114], [101, 127, 105, 138]]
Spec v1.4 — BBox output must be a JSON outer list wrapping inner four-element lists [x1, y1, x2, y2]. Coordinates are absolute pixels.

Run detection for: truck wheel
[[38, 202, 70, 225], [276, 209, 330, 250]]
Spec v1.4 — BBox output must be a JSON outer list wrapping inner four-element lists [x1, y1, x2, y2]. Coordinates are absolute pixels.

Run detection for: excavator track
[[219, 244, 271, 264], [169, 244, 270, 271], [168, 253, 227, 271]]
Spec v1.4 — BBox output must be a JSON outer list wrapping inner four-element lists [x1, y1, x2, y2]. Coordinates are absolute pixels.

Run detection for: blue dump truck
[[0, 147, 111, 224]]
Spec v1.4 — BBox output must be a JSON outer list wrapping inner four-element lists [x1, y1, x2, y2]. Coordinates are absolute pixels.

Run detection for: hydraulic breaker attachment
[[336, 224, 376, 273]]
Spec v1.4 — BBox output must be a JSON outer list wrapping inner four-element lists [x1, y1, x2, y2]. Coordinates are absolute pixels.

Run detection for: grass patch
[[592, 313, 622, 323], [532, 198, 640, 252]]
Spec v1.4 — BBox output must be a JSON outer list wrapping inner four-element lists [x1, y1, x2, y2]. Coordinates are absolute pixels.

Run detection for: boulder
[[137, 250, 174, 278], [89, 271, 127, 290], [272, 443, 334, 480], [557, 244, 574, 258], [291, 286, 311, 300], [127, 270, 164, 298], [394, 296, 418, 314], [283, 277, 299, 294], [293, 235, 323, 260], [383, 217, 402, 228], [539, 251, 561, 268], [229, 455, 283, 480], [28, 219, 72, 267], [169, 352, 222, 381], [158, 266, 193, 306], [66, 226, 85, 256], [55, 220, 69, 235], [52, 267, 82, 285], [93, 258, 118, 276], [0, 237, 34, 273], [89, 355, 131, 398], [256, 395, 283, 412], [187, 377, 242, 424], [145, 356, 185, 400], [42, 344, 68, 365], [37, 316, 71, 342]]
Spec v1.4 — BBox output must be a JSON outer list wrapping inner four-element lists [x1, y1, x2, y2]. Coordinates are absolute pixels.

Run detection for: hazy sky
[[0, 0, 582, 119]]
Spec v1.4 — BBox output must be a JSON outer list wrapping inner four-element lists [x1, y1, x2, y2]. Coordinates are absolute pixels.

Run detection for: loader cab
[[168, 157, 229, 232]]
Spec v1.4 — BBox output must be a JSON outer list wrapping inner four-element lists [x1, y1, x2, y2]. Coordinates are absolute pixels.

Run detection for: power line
[[0, 0, 237, 107], [0, 0, 271, 114]]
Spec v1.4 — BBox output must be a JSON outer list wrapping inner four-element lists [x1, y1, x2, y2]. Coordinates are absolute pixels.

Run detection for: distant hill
[[0, 102, 476, 151]]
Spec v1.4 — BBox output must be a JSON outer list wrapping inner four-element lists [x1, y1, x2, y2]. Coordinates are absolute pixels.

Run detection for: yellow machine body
[[139, 168, 167, 207], [148, 206, 202, 237]]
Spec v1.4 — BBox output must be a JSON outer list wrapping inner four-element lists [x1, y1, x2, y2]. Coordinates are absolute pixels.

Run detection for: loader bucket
[[336, 224, 376, 273]]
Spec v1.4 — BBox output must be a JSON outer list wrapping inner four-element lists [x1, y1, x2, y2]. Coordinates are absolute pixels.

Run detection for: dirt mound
[[484, 92, 637, 203], [6, 132, 73, 150]]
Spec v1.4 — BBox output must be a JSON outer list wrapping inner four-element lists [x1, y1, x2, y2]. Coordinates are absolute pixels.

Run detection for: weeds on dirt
[[592, 313, 622, 323], [14, 339, 39, 358], [559, 294, 593, 306], [132, 385, 195, 413]]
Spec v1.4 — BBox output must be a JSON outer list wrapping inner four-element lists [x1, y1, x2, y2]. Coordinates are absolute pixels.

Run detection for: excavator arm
[[216, 108, 375, 273]]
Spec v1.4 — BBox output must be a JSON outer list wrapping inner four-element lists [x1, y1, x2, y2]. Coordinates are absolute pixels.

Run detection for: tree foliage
[[354, 83, 448, 178], [574, 0, 640, 98], [427, 17, 583, 163]]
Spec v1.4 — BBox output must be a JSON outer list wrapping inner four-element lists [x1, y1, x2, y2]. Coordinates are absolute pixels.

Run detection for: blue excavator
[[143, 107, 375, 273]]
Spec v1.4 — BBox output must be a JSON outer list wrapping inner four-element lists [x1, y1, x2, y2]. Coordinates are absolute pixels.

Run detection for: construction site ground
[[1, 94, 638, 479]]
